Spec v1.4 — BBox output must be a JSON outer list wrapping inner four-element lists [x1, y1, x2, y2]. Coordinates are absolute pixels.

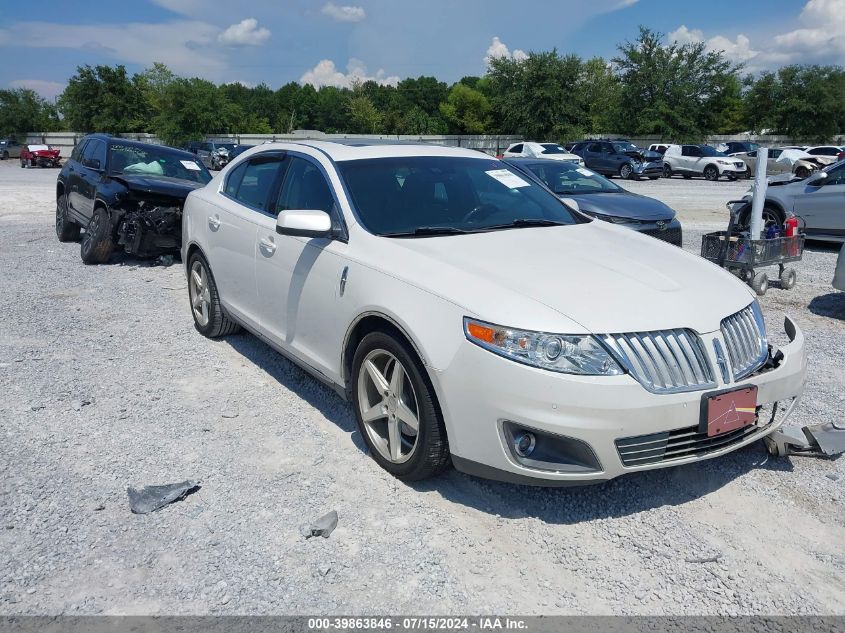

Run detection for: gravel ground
[[1, 162, 843, 616]]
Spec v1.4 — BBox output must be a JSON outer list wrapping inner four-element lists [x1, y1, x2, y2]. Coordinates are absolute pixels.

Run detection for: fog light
[[513, 431, 536, 457]]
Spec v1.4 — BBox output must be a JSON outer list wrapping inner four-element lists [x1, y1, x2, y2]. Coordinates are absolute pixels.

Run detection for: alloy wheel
[[356, 349, 420, 464], [620, 164, 632, 179], [56, 196, 67, 234], [189, 259, 211, 327], [83, 212, 101, 250]]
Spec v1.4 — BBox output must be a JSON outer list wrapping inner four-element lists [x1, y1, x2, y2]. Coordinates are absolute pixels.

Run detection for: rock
[[825, 473, 840, 482], [318, 564, 331, 577], [301, 510, 338, 539], [221, 411, 238, 419]]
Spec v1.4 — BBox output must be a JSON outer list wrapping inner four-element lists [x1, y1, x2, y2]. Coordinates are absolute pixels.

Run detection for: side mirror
[[276, 210, 333, 238], [559, 197, 580, 213], [807, 171, 828, 185], [83, 158, 101, 170]]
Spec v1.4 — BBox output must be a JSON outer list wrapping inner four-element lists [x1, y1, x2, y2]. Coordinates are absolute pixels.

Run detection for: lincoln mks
[[182, 141, 806, 485]]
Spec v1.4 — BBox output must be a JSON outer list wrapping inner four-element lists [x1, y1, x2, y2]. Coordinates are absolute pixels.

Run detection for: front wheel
[[1, 151, 8, 160], [704, 165, 719, 181], [80, 207, 114, 264], [619, 163, 633, 180], [351, 331, 450, 481], [795, 166, 811, 179]]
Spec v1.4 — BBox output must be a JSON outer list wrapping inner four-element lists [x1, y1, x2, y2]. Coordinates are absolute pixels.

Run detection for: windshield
[[521, 161, 622, 195], [218, 144, 236, 152], [337, 157, 583, 236], [700, 145, 728, 157], [612, 142, 638, 153], [108, 143, 212, 184], [540, 144, 568, 155]]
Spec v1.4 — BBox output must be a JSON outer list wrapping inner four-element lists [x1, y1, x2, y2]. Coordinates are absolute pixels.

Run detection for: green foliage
[[0, 88, 61, 136], [440, 84, 491, 134], [612, 27, 741, 140], [58, 65, 148, 133], [347, 89, 383, 134], [152, 77, 231, 146]]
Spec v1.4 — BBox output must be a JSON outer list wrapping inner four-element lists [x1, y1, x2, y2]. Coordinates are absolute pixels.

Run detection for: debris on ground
[[154, 254, 175, 267], [766, 422, 845, 458], [70, 398, 93, 411], [127, 480, 201, 514], [221, 410, 239, 419], [685, 553, 723, 564], [300, 510, 338, 539]]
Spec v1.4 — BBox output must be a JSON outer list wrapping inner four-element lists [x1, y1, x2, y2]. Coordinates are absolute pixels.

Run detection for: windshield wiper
[[383, 226, 473, 237], [480, 218, 570, 231]]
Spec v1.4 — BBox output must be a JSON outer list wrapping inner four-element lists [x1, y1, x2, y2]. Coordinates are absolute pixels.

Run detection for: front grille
[[642, 226, 682, 246], [721, 303, 768, 380], [602, 329, 715, 394], [615, 422, 762, 466]]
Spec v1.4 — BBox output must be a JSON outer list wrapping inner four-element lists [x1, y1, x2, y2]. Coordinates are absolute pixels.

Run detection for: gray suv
[[0, 139, 23, 160]]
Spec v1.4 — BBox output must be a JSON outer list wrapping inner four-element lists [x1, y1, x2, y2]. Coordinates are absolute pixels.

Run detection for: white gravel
[[1, 163, 843, 616]]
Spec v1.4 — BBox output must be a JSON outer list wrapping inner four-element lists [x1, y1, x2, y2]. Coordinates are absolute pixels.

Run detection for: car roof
[[85, 135, 199, 160], [254, 140, 491, 161], [502, 157, 577, 168]]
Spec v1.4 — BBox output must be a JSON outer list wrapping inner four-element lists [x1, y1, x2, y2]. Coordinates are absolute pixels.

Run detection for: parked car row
[[731, 145, 844, 179], [51, 134, 808, 486]]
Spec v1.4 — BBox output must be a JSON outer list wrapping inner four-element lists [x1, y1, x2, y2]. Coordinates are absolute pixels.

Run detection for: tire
[[79, 207, 115, 264], [780, 267, 797, 290], [187, 252, 241, 338], [736, 202, 785, 236], [1, 151, 8, 160], [751, 271, 768, 296], [795, 166, 810, 179], [20, 159, 26, 168], [55, 192, 81, 242], [619, 163, 633, 180], [648, 176, 659, 180], [744, 166, 753, 180], [662, 164, 672, 178], [704, 165, 719, 181], [351, 330, 450, 481]]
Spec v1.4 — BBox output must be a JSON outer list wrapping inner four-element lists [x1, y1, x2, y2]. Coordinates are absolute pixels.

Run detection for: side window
[[276, 157, 335, 214], [587, 143, 602, 153], [823, 163, 845, 186], [509, 144, 523, 154], [233, 156, 285, 211], [682, 146, 700, 157], [71, 140, 88, 162], [82, 140, 106, 169], [601, 143, 613, 154], [200, 143, 212, 153], [224, 161, 248, 197]]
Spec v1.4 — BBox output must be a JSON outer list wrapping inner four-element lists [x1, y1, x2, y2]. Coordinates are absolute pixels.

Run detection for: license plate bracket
[[699, 385, 758, 437]]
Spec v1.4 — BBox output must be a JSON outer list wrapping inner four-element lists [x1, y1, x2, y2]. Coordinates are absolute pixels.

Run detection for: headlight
[[463, 318, 624, 376], [716, 160, 731, 165], [591, 212, 631, 224]]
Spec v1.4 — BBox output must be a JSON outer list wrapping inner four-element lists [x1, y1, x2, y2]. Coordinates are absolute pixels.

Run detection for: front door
[[793, 163, 845, 238], [253, 155, 347, 379]]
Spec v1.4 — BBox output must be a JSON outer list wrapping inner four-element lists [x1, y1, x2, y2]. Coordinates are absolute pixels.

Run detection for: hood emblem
[[656, 220, 667, 230]]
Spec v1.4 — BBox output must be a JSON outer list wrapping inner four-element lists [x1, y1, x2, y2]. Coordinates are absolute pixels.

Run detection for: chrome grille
[[720, 303, 768, 381], [616, 422, 759, 466], [602, 329, 715, 394]]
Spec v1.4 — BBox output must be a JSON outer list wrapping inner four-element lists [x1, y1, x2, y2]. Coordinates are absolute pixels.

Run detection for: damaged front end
[[113, 195, 183, 258], [624, 149, 664, 177]]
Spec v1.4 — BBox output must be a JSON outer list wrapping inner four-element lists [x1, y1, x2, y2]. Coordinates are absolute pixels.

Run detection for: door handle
[[208, 215, 221, 230], [259, 237, 276, 254]]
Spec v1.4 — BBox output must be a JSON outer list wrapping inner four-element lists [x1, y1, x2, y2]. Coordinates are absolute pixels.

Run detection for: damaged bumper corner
[[114, 199, 183, 258]]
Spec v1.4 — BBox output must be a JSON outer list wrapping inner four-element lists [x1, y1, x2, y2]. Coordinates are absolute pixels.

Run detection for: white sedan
[[502, 141, 584, 166], [182, 141, 807, 485]]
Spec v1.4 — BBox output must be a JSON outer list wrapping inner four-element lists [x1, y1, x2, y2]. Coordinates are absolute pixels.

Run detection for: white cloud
[[218, 18, 270, 46], [9, 79, 65, 100], [320, 3, 366, 23], [484, 37, 528, 65], [668, 0, 845, 72], [299, 58, 399, 89], [0, 20, 225, 77]]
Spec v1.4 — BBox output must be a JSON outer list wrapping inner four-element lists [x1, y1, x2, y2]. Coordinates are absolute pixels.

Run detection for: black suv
[[56, 134, 212, 264], [570, 140, 664, 180]]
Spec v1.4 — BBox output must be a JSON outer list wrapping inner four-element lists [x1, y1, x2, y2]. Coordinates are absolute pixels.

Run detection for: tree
[[578, 57, 621, 135], [440, 83, 491, 134], [0, 88, 61, 136], [612, 27, 741, 140], [152, 78, 230, 145], [347, 88, 382, 134], [58, 65, 148, 132], [487, 50, 584, 139]]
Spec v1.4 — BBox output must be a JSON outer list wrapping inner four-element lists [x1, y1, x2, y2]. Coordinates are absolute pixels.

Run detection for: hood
[[623, 149, 663, 162], [31, 149, 60, 157], [565, 192, 674, 221], [113, 174, 206, 200], [537, 154, 582, 162], [369, 221, 752, 335]]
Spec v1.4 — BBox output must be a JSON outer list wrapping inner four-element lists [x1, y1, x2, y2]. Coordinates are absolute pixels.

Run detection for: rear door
[[584, 143, 605, 171], [793, 163, 845, 238]]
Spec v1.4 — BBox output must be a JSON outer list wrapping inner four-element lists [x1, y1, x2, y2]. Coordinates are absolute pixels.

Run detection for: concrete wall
[[23, 131, 522, 158]]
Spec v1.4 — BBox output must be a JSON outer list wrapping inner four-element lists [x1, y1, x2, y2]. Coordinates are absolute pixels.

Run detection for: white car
[[661, 144, 747, 181], [182, 141, 807, 485], [502, 142, 584, 166]]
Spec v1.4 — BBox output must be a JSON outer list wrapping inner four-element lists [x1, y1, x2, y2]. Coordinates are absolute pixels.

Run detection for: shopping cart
[[700, 201, 805, 296]]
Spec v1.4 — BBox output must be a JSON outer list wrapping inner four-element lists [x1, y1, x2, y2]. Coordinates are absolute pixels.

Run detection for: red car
[[21, 144, 61, 168]]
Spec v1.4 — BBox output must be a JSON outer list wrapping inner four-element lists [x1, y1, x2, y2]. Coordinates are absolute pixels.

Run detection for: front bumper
[[633, 161, 663, 177], [719, 164, 747, 177], [437, 316, 806, 485]]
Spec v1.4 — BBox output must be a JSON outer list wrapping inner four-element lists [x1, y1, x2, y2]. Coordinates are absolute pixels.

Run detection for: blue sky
[[1, 0, 843, 100]]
